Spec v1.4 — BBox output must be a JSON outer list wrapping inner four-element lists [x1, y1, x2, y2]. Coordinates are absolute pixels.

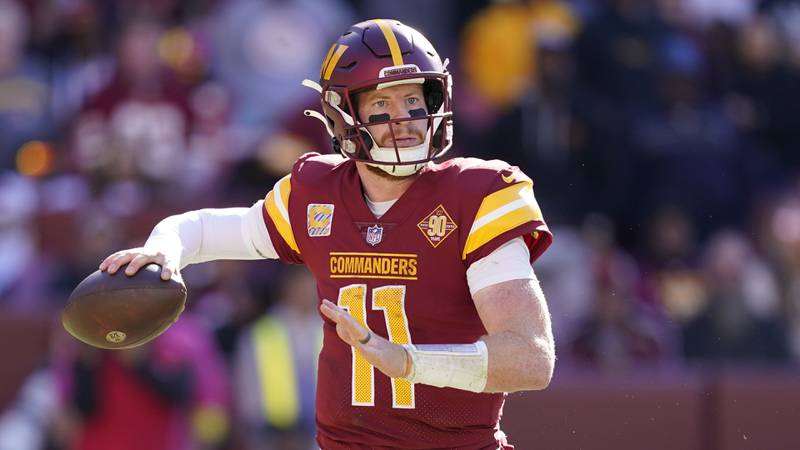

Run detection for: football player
[[101, 19, 555, 449]]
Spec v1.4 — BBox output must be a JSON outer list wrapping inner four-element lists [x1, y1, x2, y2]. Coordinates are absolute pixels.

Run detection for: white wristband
[[403, 341, 488, 393]]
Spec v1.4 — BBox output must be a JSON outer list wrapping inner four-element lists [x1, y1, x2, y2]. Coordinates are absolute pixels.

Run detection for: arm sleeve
[[466, 237, 535, 296], [144, 200, 277, 269]]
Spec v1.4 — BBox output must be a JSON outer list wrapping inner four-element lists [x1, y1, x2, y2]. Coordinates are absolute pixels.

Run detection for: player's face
[[355, 83, 428, 149]]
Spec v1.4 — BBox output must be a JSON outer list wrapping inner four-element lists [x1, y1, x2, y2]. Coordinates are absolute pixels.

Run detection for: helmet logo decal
[[307, 204, 335, 237], [417, 205, 458, 248], [372, 19, 404, 66], [321, 44, 349, 81], [319, 43, 336, 78]]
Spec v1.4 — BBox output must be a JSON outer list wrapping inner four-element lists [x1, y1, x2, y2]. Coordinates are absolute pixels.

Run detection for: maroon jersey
[[261, 153, 552, 449]]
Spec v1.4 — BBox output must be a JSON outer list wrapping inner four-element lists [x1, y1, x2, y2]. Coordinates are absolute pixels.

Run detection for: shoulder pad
[[434, 157, 530, 195], [292, 152, 348, 186]]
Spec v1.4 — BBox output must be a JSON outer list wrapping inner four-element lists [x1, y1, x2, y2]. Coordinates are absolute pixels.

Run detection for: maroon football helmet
[[303, 19, 453, 176]]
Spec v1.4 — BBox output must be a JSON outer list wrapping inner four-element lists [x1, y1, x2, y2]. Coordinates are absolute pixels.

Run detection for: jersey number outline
[[337, 284, 415, 409]]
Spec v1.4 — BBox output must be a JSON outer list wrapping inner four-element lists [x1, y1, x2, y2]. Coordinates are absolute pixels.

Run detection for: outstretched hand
[[99, 247, 179, 281], [320, 299, 410, 379]]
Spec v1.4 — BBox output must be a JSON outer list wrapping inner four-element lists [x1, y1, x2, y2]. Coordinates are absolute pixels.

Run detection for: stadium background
[[0, 0, 799, 449]]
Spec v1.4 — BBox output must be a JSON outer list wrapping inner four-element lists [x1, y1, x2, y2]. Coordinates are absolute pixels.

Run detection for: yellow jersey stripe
[[264, 190, 300, 254], [462, 183, 543, 259], [461, 203, 541, 259], [472, 181, 535, 226], [470, 194, 540, 236], [320, 43, 337, 79], [372, 19, 404, 66], [253, 317, 299, 429], [323, 44, 349, 81]]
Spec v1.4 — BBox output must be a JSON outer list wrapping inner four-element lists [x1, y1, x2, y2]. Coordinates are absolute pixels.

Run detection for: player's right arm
[[99, 200, 277, 280], [102, 168, 304, 279]]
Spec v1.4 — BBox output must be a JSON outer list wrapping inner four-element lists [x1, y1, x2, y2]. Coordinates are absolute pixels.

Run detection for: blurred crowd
[[0, 0, 799, 449]]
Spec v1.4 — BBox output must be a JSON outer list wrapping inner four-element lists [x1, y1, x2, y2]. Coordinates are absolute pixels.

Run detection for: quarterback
[[101, 20, 555, 449]]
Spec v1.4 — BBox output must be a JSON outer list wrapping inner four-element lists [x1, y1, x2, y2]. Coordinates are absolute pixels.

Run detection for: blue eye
[[407, 97, 418, 105], [374, 100, 387, 108]]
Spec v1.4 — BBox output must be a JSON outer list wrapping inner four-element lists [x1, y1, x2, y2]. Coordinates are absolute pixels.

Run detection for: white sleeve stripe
[[468, 196, 534, 236], [272, 178, 291, 224], [466, 237, 534, 296]]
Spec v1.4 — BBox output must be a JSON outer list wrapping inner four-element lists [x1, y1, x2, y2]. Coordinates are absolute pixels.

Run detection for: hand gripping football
[[62, 264, 187, 349]]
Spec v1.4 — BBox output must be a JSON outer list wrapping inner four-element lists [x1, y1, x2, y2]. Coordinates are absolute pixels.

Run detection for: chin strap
[[365, 136, 429, 176]]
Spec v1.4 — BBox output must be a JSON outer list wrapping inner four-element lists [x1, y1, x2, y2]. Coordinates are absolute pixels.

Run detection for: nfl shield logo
[[365, 224, 383, 246]]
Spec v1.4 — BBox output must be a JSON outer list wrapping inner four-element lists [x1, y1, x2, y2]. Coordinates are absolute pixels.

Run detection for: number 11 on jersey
[[337, 284, 415, 409]]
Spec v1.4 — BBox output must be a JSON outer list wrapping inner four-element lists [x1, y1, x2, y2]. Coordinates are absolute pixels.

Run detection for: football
[[62, 263, 187, 350]]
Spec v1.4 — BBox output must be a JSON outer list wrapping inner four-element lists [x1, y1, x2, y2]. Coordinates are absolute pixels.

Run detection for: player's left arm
[[472, 275, 554, 392], [318, 275, 554, 393], [319, 240, 555, 394]]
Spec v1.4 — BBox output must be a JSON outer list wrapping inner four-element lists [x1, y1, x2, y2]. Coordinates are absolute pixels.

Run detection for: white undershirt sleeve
[[144, 200, 277, 269], [466, 237, 535, 296]]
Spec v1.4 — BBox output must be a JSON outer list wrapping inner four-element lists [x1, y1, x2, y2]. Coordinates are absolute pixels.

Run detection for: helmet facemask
[[304, 72, 453, 177]]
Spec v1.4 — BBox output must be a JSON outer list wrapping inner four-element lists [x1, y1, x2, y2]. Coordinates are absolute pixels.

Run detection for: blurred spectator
[[534, 225, 593, 349], [0, 172, 39, 308], [568, 1, 672, 225], [210, 0, 353, 157], [675, 0, 756, 27], [0, 368, 56, 450], [187, 260, 280, 360], [460, 0, 578, 110], [233, 266, 321, 450], [40, 208, 125, 304], [53, 313, 230, 450], [69, 16, 204, 199], [628, 36, 752, 234], [640, 206, 708, 324], [727, 13, 800, 170], [573, 0, 670, 113], [755, 192, 800, 360], [0, 0, 53, 169], [222, 96, 331, 198], [458, 0, 587, 222], [682, 230, 790, 364], [39, 1, 117, 128], [642, 205, 697, 269], [570, 248, 673, 371]]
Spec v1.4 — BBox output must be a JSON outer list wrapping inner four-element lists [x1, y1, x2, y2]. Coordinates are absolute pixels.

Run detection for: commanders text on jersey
[[329, 252, 418, 280]]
